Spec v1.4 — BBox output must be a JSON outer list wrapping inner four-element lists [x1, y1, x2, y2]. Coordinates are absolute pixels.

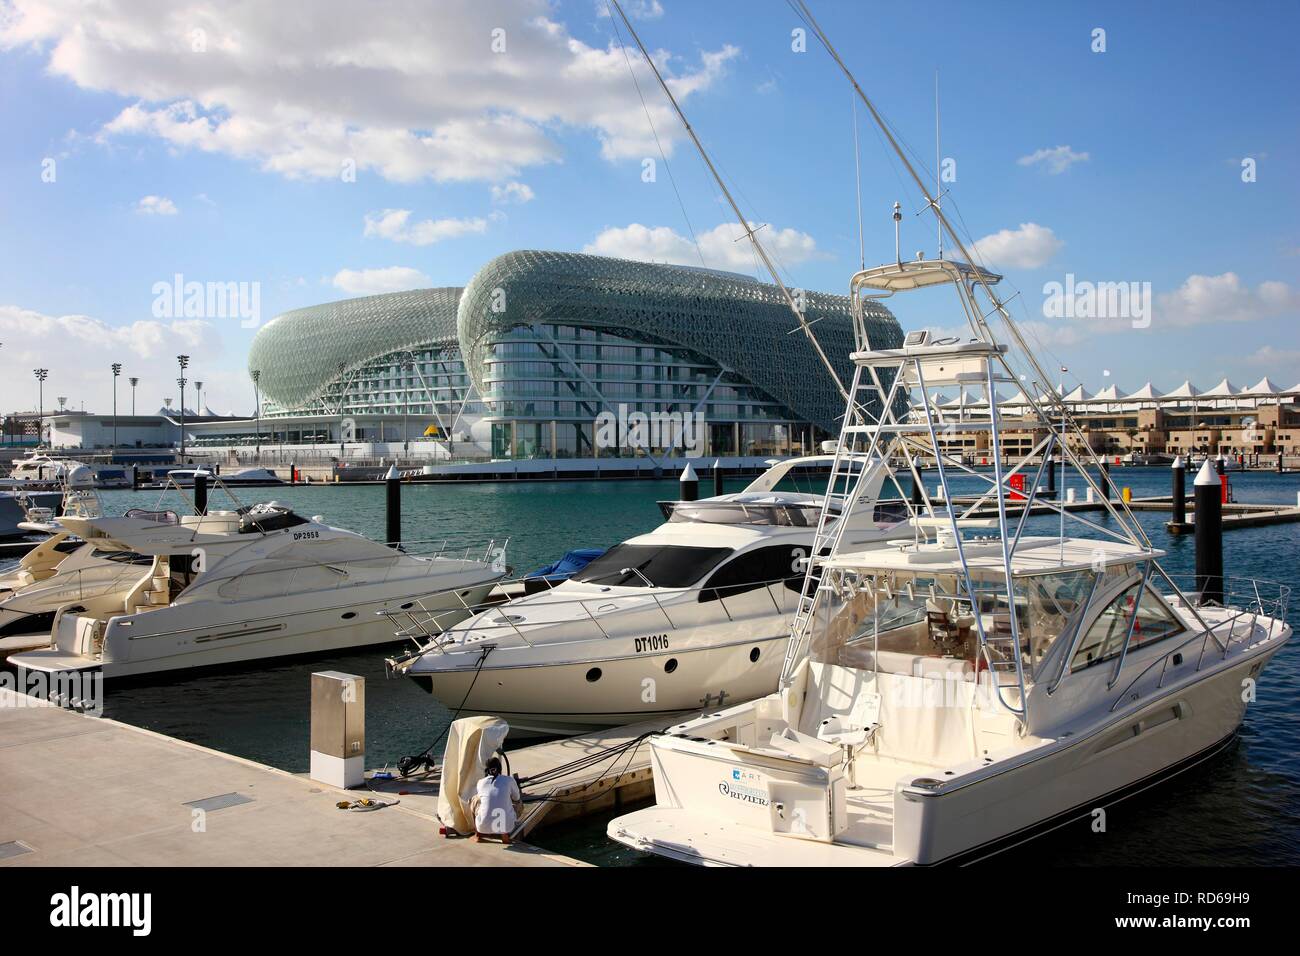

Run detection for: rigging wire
[[605, 0, 854, 410], [603, 0, 707, 269]]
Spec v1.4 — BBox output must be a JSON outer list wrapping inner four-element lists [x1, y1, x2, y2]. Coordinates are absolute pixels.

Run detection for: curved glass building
[[244, 250, 902, 460]]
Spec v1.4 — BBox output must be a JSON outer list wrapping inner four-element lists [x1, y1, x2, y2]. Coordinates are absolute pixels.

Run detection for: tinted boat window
[[699, 544, 808, 602], [570, 544, 732, 588]]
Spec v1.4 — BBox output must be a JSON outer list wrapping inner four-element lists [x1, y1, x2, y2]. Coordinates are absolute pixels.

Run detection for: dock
[[0, 688, 577, 868], [364, 716, 667, 838], [945, 494, 1300, 532]]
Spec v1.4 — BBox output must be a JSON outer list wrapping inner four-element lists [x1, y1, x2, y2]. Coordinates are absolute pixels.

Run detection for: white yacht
[[8, 499, 506, 678], [150, 467, 284, 488], [389, 457, 915, 736], [610, 273, 1291, 865]]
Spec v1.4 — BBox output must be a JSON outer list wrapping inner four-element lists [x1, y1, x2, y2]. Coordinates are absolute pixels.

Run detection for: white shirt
[[474, 773, 521, 834]]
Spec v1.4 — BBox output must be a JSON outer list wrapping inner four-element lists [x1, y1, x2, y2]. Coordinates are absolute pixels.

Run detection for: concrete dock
[[0, 688, 578, 868]]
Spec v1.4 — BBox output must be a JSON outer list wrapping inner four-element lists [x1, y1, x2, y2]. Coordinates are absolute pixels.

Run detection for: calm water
[[7, 465, 1299, 865]]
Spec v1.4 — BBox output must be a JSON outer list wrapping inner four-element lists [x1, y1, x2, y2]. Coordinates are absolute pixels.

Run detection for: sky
[[0, 0, 1296, 417]]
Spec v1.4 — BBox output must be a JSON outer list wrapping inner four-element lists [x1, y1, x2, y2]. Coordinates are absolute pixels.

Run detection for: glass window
[[570, 544, 732, 588], [698, 544, 809, 602], [1070, 578, 1173, 671]]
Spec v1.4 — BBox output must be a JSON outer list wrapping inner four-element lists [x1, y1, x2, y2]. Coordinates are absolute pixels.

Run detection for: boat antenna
[[893, 201, 902, 266], [935, 69, 942, 260], [605, 0, 852, 408]]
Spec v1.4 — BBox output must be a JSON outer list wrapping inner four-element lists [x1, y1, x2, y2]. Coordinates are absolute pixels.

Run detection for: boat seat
[[760, 727, 842, 768], [817, 690, 882, 748]]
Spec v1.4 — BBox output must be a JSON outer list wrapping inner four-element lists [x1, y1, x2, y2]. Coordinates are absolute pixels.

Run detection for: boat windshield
[[809, 567, 1099, 681], [569, 543, 732, 588], [664, 500, 821, 526], [664, 499, 910, 528], [124, 509, 179, 525]]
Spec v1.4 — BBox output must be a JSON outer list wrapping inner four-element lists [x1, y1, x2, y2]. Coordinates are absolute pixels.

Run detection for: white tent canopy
[[1201, 378, 1240, 398], [1164, 380, 1201, 399], [1123, 382, 1164, 400], [1245, 377, 1283, 395]]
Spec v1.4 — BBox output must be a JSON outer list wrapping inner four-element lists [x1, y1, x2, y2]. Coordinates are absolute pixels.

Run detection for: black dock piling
[[193, 471, 208, 515], [1045, 453, 1056, 499], [1100, 460, 1112, 500], [385, 464, 402, 549], [679, 461, 699, 502], [1166, 455, 1188, 533], [910, 457, 924, 507], [712, 459, 723, 498], [1194, 459, 1224, 605]]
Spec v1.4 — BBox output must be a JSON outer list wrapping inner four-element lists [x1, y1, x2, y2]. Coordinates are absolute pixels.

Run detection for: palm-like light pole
[[250, 369, 261, 462], [337, 362, 347, 460], [177, 353, 190, 459], [402, 357, 413, 458], [111, 363, 122, 450], [33, 368, 48, 447], [129, 377, 139, 415]]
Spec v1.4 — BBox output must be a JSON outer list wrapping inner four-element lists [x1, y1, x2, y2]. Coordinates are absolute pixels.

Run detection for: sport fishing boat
[[8, 491, 507, 678], [606, 1, 1291, 865], [388, 456, 914, 736]]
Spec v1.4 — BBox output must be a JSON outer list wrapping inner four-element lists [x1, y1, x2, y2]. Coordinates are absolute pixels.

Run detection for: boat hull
[[610, 638, 1287, 865], [414, 632, 788, 737], [10, 575, 501, 678]]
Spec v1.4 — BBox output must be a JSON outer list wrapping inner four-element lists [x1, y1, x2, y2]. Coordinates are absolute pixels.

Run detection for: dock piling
[[384, 464, 401, 548], [679, 461, 699, 502], [194, 471, 208, 515], [713, 459, 723, 497], [1194, 459, 1224, 605], [1167, 455, 1188, 532]]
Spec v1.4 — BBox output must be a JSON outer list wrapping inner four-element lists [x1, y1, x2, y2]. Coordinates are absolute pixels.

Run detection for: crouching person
[[469, 756, 522, 844]]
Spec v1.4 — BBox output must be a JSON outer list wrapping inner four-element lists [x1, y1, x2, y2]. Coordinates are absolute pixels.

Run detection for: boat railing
[[382, 571, 801, 651], [30, 561, 155, 605], [1108, 575, 1291, 713]]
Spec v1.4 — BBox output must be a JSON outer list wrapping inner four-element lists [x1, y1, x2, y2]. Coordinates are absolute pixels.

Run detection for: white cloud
[[1155, 273, 1297, 326], [490, 181, 535, 205], [0, 303, 232, 413], [596, 0, 665, 19], [2, 0, 736, 183], [362, 209, 488, 246], [1245, 344, 1300, 368], [1017, 145, 1089, 174], [136, 194, 178, 215], [971, 222, 1063, 269], [331, 267, 432, 295], [583, 221, 823, 271]]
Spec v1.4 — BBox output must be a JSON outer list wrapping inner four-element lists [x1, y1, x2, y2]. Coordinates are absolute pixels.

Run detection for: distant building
[[236, 250, 905, 462]]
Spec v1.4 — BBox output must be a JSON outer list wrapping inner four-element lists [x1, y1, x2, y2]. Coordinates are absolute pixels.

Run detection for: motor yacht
[[610, 275, 1291, 865], [8, 495, 507, 678], [148, 467, 284, 489], [389, 456, 915, 736]]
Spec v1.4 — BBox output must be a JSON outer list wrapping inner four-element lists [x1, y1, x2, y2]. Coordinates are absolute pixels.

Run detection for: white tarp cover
[[436, 716, 510, 835]]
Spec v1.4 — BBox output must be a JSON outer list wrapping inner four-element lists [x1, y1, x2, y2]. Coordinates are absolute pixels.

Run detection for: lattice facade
[[458, 250, 902, 432]]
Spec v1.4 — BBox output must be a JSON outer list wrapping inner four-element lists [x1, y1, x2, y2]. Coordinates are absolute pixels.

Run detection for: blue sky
[[1, 0, 1296, 416]]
